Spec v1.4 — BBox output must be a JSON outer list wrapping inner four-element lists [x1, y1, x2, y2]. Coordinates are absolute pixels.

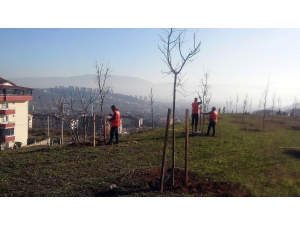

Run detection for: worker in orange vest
[[201, 107, 218, 137], [191, 96, 202, 132], [107, 105, 121, 145]]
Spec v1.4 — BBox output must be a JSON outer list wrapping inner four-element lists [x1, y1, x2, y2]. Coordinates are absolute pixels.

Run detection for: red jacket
[[209, 111, 218, 123], [191, 101, 202, 114], [110, 109, 121, 126]]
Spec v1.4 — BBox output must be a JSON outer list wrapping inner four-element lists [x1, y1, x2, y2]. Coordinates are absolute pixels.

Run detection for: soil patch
[[95, 167, 253, 197]]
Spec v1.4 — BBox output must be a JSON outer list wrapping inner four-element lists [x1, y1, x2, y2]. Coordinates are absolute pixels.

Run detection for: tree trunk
[[151, 106, 154, 130], [171, 74, 177, 187], [84, 115, 87, 141]]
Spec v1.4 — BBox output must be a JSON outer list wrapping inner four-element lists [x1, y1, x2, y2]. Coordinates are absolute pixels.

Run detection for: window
[[0, 128, 15, 137], [24, 90, 32, 96], [0, 129, 4, 137], [0, 128, 15, 138], [2, 102, 8, 109], [3, 116, 8, 122], [15, 89, 24, 95], [6, 89, 15, 95], [6, 128, 14, 136]]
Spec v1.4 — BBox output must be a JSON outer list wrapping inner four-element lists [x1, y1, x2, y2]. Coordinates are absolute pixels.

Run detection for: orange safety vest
[[191, 102, 201, 114], [209, 111, 218, 123], [110, 109, 121, 126]]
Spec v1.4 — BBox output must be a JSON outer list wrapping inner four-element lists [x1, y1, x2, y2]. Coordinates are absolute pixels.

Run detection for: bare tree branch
[[158, 28, 201, 187], [77, 87, 99, 141], [93, 59, 112, 142]]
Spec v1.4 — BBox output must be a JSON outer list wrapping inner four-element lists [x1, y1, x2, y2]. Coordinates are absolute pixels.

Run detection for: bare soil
[[95, 167, 253, 197]]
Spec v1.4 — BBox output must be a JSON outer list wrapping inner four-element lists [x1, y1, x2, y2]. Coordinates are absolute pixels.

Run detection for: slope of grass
[[1, 114, 300, 196]]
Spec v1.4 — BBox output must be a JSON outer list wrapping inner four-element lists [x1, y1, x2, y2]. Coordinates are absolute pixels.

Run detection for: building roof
[[122, 115, 142, 120], [0, 77, 33, 90], [0, 78, 17, 86]]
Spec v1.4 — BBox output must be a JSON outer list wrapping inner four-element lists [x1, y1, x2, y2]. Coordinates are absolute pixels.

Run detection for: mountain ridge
[[8, 74, 174, 100]]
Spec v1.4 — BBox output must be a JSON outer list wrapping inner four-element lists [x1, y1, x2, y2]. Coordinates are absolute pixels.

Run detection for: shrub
[[15, 142, 22, 147], [27, 138, 35, 145]]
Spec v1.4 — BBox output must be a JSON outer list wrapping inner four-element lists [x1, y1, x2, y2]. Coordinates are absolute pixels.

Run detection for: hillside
[[9, 74, 174, 101], [1, 114, 300, 197]]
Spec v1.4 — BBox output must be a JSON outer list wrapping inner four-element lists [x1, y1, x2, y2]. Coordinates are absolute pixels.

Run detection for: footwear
[[115, 142, 119, 144], [106, 142, 113, 145]]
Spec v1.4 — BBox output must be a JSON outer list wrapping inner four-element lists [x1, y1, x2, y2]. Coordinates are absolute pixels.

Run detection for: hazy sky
[[1, 28, 299, 108], [1, 1, 300, 109]]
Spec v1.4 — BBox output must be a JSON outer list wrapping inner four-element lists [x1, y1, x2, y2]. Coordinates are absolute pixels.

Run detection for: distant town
[[29, 85, 188, 133]]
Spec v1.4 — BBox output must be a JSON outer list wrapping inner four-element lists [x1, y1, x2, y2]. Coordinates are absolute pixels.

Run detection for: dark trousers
[[109, 126, 119, 143], [191, 114, 199, 132], [206, 120, 216, 136]]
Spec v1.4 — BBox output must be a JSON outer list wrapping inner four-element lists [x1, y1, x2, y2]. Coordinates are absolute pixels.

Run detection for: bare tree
[[149, 87, 154, 130], [235, 94, 239, 115], [226, 100, 228, 113], [198, 71, 210, 133], [261, 78, 270, 132], [277, 96, 281, 115], [249, 98, 252, 114], [258, 98, 262, 111], [229, 97, 233, 114], [271, 92, 276, 120], [293, 96, 298, 118], [158, 28, 201, 186], [93, 60, 112, 142], [77, 88, 99, 141], [205, 93, 212, 113], [242, 94, 248, 123], [39, 89, 80, 143], [296, 96, 298, 116]]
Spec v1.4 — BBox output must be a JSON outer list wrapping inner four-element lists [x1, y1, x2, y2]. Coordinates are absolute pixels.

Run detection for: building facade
[[121, 115, 143, 128], [0, 78, 33, 149]]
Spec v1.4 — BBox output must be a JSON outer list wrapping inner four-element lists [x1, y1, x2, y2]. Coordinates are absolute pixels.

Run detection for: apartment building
[[0, 78, 33, 149]]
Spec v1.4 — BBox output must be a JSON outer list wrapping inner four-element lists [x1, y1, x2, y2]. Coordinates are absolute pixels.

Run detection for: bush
[[15, 142, 22, 147], [27, 138, 35, 145], [37, 131, 47, 136]]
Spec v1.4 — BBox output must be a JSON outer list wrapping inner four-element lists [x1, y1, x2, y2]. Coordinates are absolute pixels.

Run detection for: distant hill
[[8, 74, 174, 100]]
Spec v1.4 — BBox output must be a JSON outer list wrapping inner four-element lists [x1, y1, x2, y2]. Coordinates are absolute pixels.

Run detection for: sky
[[1, 27, 299, 109], [1, 2, 300, 110]]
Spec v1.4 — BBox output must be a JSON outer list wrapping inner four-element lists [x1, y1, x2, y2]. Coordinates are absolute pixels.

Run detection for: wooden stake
[[185, 109, 189, 184], [160, 108, 171, 193], [93, 114, 96, 147], [61, 103, 63, 145], [104, 116, 107, 145]]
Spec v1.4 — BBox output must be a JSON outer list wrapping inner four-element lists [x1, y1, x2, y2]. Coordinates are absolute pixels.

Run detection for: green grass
[[1, 114, 300, 196]]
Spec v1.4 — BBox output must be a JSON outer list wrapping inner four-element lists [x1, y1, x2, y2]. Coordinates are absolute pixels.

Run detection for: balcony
[[0, 89, 33, 101], [0, 109, 15, 115], [1, 136, 15, 142], [0, 95, 33, 101], [0, 122, 15, 128]]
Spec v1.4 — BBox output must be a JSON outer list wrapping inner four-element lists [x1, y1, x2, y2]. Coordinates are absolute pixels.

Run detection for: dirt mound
[[142, 167, 252, 197], [95, 167, 253, 197]]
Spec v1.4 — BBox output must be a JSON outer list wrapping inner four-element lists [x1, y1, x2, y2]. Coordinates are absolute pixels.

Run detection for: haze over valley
[[9, 74, 298, 113]]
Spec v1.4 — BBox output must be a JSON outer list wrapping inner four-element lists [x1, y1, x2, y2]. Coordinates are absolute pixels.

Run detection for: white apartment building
[[0, 78, 33, 149]]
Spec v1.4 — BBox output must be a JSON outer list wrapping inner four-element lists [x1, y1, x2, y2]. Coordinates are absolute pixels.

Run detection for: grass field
[[1, 113, 300, 197]]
